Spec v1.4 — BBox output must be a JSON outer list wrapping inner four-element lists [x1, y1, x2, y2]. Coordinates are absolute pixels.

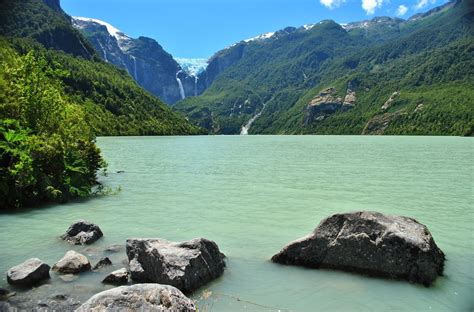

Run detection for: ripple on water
[[0, 136, 472, 311]]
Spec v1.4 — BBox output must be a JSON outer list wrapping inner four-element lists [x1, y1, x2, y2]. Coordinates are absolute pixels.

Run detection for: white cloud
[[362, 0, 384, 15], [396, 5, 408, 16], [415, 0, 436, 9], [320, 0, 345, 9]]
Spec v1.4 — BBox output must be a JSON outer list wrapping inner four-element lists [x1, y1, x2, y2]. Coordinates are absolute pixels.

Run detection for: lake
[[0, 136, 472, 311]]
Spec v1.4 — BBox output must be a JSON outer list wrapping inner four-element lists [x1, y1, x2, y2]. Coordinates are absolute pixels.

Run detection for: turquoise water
[[0, 136, 473, 311]]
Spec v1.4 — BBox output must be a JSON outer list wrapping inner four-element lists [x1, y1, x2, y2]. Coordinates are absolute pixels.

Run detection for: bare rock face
[[381, 91, 400, 110], [61, 220, 103, 245], [76, 284, 196, 312], [272, 211, 445, 286], [126, 238, 225, 293], [52, 251, 91, 274], [102, 268, 129, 285], [6, 258, 50, 286], [304, 86, 357, 125], [362, 111, 406, 135]]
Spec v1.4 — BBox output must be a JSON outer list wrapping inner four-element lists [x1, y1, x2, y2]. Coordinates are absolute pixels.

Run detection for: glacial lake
[[0, 136, 472, 311]]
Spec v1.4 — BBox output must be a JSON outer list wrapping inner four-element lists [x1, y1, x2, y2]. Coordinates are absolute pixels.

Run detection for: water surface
[[0, 136, 472, 311]]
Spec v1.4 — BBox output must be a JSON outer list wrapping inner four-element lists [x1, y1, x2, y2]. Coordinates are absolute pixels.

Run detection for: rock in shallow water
[[271, 211, 445, 286], [76, 284, 196, 311], [126, 238, 225, 292], [102, 268, 129, 285], [6, 258, 50, 286], [0, 288, 15, 301], [61, 220, 103, 245], [92, 257, 112, 271], [52, 251, 91, 274]]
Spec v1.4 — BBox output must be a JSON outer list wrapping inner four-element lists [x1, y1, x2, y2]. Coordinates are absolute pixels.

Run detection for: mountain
[[72, 17, 205, 104], [175, 0, 473, 136], [0, 0, 201, 209], [0, 0, 95, 59]]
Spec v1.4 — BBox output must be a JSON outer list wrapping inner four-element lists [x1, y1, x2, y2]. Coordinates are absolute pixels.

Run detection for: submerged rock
[[104, 244, 124, 253], [61, 220, 103, 245], [6, 293, 80, 312], [272, 211, 445, 286], [92, 257, 112, 271], [58, 274, 78, 283], [76, 284, 196, 311], [126, 238, 225, 292], [0, 288, 15, 301], [102, 268, 129, 285], [52, 251, 91, 274], [6, 258, 50, 286]]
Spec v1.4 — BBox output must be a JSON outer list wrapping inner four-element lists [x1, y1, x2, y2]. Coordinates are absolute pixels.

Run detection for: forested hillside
[[175, 0, 473, 136]]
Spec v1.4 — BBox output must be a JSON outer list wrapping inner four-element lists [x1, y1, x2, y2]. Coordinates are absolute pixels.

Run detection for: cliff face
[[72, 17, 200, 104]]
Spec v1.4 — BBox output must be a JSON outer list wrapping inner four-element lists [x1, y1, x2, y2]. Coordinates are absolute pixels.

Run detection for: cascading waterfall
[[194, 75, 198, 96], [240, 101, 269, 135], [130, 56, 138, 81], [176, 70, 185, 100], [98, 42, 108, 62]]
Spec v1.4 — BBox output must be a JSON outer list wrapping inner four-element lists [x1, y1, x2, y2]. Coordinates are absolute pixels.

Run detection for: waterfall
[[98, 42, 108, 62], [194, 75, 198, 96], [130, 56, 138, 81], [176, 70, 185, 100], [240, 101, 269, 135]]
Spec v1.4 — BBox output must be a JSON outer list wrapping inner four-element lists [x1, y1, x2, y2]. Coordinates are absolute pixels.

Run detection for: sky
[[62, 0, 449, 59]]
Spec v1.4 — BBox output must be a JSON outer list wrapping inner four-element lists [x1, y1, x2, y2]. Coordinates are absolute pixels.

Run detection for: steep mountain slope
[[0, 0, 95, 59], [72, 18, 205, 104], [175, 0, 473, 136]]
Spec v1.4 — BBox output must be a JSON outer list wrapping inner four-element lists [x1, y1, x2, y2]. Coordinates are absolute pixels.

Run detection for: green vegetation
[[176, 1, 473, 136], [0, 43, 103, 208], [0, 0, 202, 209]]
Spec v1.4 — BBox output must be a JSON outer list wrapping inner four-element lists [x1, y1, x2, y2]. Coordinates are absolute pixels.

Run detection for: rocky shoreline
[[0, 212, 446, 311]]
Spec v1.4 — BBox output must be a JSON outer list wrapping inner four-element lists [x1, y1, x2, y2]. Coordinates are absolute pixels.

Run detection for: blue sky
[[62, 0, 448, 59]]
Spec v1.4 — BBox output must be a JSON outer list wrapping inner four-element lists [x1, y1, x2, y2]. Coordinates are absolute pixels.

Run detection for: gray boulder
[[52, 251, 91, 274], [6, 258, 50, 286], [76, 284, 196, 311], [61, 220, 103, 245], [126, 238, 225, 292], [102, 268, 129, 285], [272, 211, 445, 286]]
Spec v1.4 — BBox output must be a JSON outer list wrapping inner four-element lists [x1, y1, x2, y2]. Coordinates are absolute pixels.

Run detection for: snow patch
[[244, 32, 275, 43], [73, 17, 130, 42]]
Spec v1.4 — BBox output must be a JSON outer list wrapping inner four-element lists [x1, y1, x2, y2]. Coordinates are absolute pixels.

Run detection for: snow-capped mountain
[[72, 17, 203, 104]]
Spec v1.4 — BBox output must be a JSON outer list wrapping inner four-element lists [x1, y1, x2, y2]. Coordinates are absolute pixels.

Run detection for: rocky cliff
[[72, 17, 202, 104]]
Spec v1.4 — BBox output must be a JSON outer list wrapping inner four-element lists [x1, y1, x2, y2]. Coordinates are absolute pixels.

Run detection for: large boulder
[[52, 251, 91, 274], [61, 220, 103, 245], [76, 284, 196, 311], [272, 211, 445, 286], [6, 258, 50, 286], [126, 238, 225, 292], [102, 268, 129, 285]]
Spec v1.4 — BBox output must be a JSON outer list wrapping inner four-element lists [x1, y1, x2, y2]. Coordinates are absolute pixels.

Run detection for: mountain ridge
[[174, 0, 473, 136]]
